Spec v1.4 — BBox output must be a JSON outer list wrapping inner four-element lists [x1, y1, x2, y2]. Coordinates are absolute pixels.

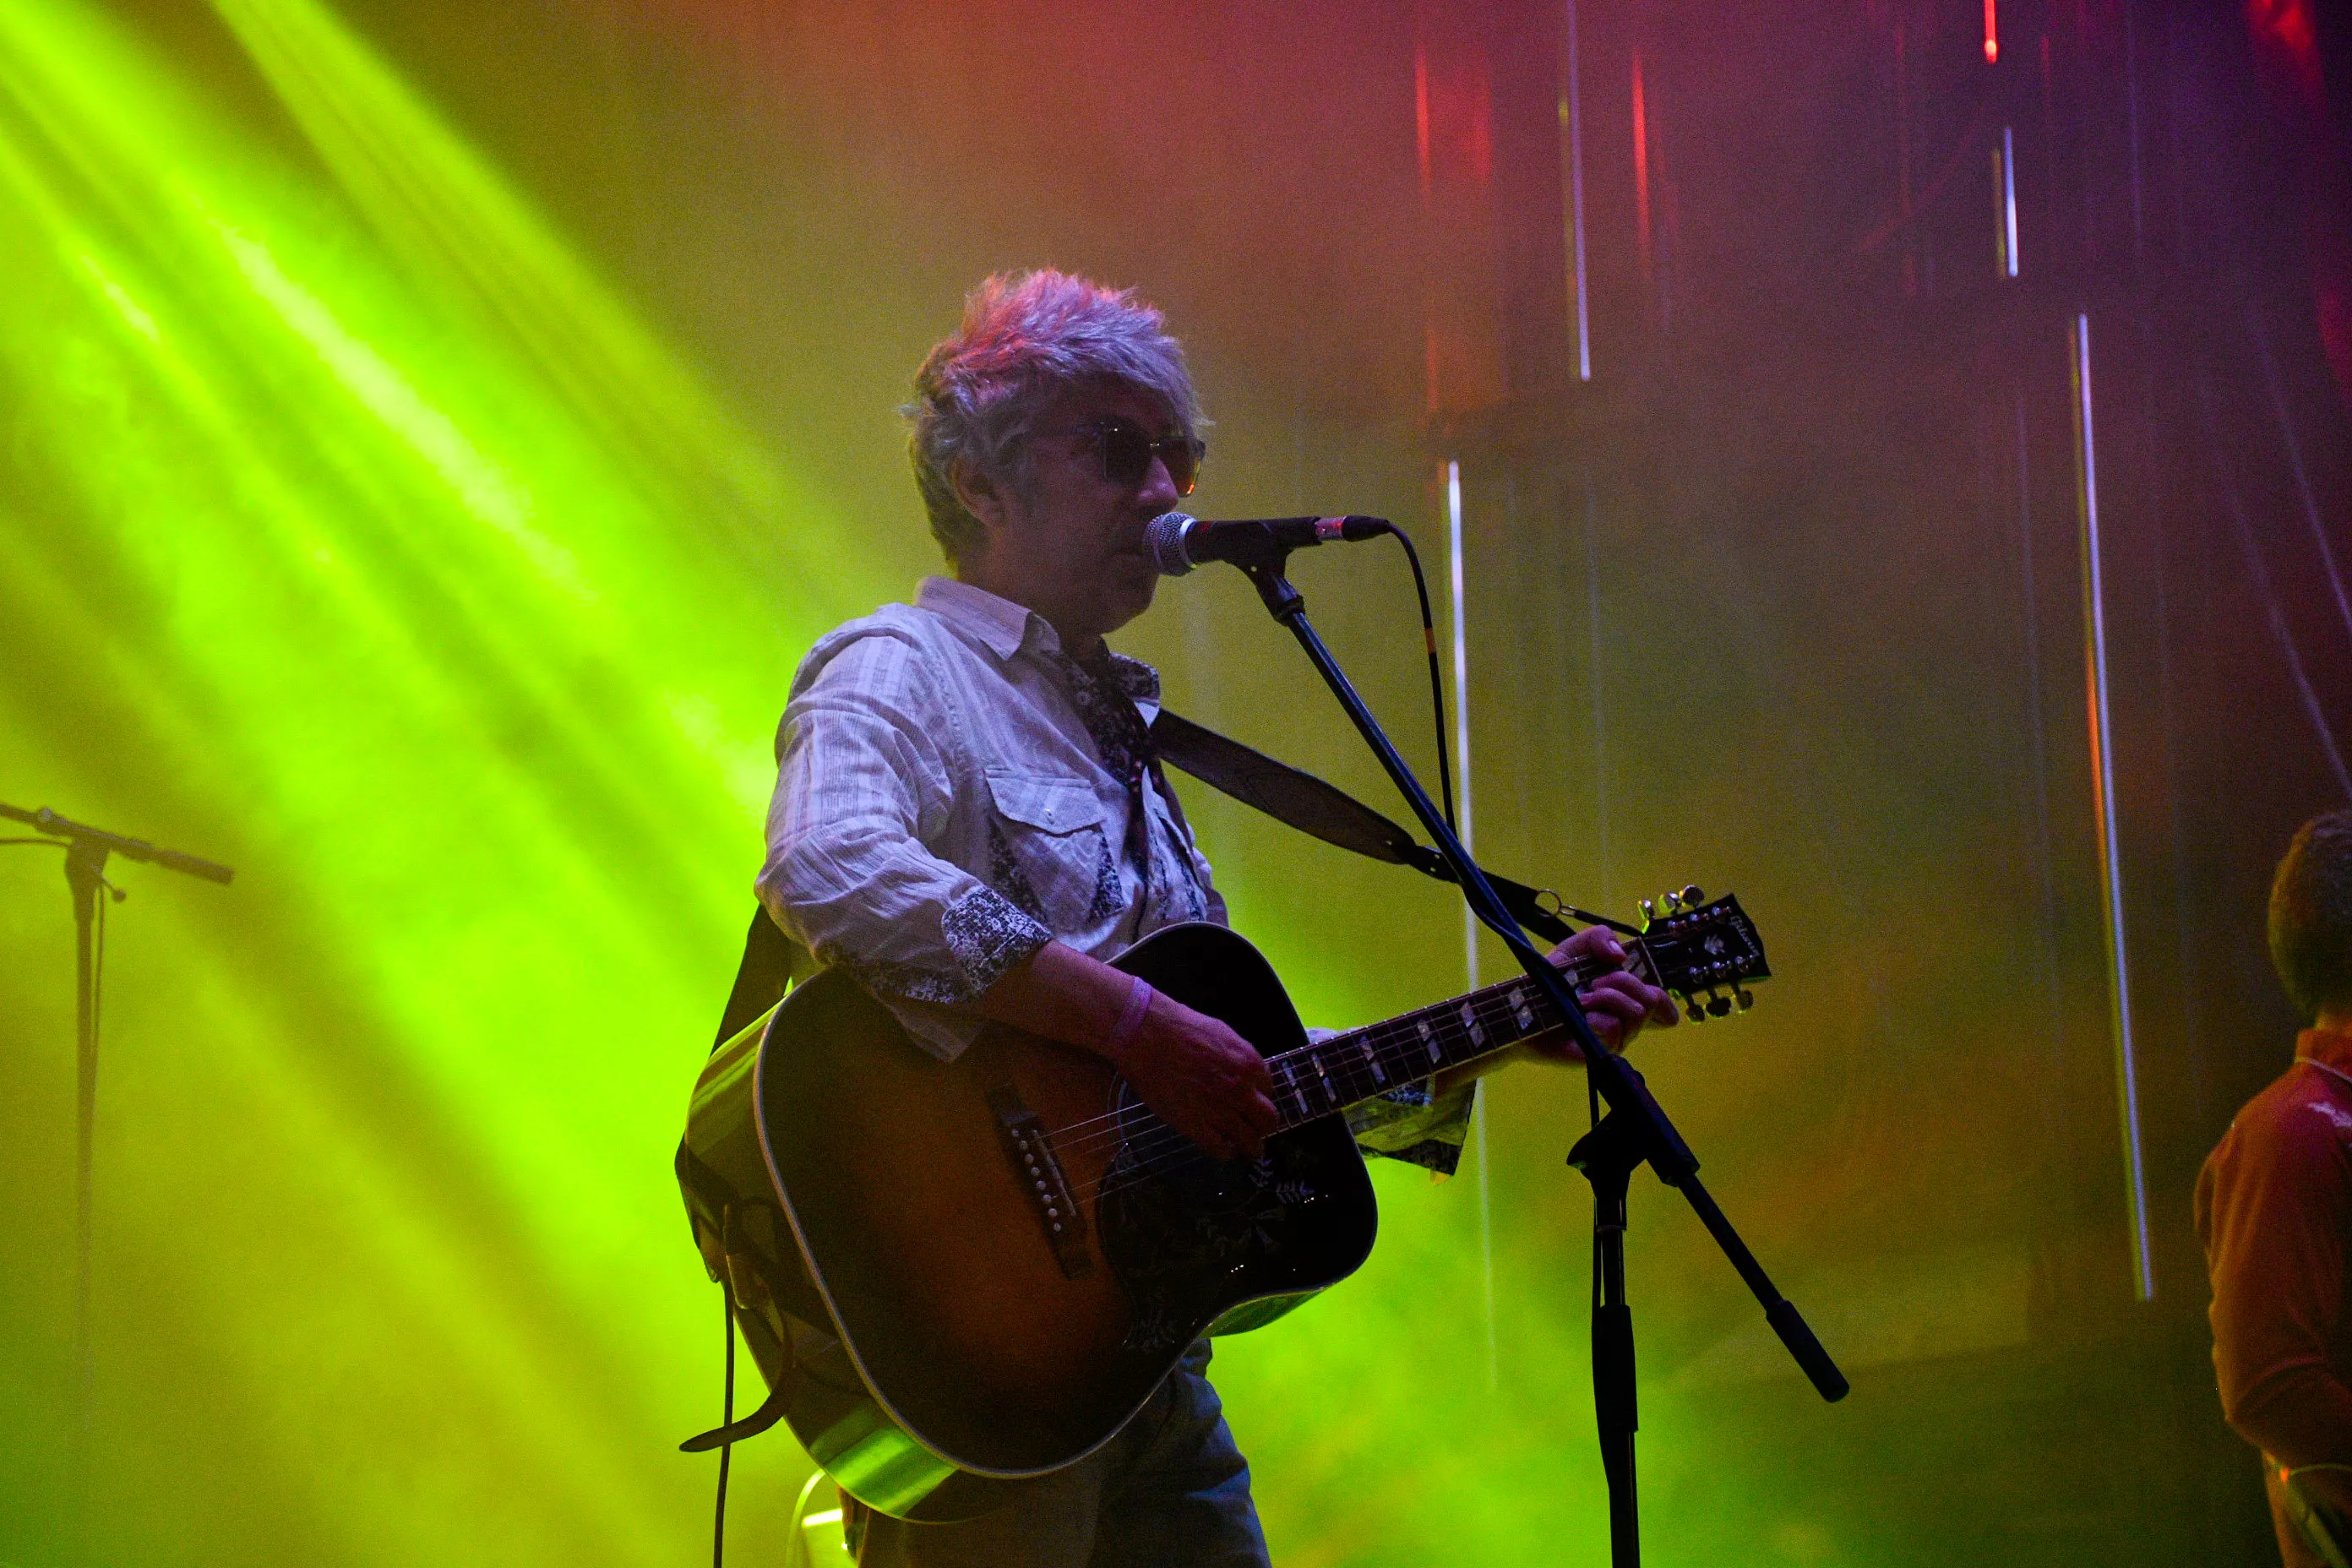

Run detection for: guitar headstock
[[1632, 886, 1770, 1024]]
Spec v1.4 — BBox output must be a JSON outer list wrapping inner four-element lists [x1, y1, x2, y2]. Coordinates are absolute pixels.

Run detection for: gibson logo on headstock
[[1634, 887, 1770, 1024]]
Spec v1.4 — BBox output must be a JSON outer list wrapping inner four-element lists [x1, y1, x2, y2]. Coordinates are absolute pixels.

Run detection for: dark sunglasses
[[1072, 416, 1204, 497]]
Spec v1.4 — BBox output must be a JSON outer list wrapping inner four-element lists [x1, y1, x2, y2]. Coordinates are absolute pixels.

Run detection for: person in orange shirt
[[2200, 810, 2352, 1567]]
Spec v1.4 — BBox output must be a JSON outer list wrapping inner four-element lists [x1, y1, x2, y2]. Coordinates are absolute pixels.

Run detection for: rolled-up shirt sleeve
[[756, 629, 1052, 1016]]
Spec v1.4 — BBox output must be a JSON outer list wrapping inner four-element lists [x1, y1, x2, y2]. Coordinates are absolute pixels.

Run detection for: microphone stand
[[1, 802, 233, 1560], [1221, 542, 1847, 1567]]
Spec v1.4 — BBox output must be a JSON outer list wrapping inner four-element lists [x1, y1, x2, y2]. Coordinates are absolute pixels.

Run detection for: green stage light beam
[[0, 1, 879, 1560]]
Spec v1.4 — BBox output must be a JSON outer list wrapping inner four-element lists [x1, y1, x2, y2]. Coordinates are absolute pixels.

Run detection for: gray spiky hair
[[904, 270, 1204, 564]]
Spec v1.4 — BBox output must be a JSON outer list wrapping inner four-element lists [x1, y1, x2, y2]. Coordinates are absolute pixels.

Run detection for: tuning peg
[[1707, 994, 1733, 1018], [1658, 890, 1681, 914], [1735, 988, 1755, 1011], [1681, 885, 1705, 906], [1684, 1000, 1706, 1024], [1640, 898, 1658, 924]]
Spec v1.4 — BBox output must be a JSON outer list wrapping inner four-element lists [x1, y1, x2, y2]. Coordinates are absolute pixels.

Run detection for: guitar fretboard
[[1260, 956, 1606, 1130]]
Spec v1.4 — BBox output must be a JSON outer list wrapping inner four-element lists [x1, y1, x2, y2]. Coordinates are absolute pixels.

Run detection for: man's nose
[[1140, 456, 1182, 509]]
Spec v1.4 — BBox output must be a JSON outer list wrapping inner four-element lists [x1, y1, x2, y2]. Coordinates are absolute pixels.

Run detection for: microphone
[[1146, 512, 1390, 577]]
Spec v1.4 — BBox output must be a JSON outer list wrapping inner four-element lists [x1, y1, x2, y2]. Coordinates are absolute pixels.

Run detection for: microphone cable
[[1371, 522, 1460, 840], [1380, 520, 1603, 1157], [712, 1289, 734, 1567]]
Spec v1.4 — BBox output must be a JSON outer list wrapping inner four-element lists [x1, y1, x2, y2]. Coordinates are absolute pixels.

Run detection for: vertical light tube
[[1563, 0, 1592, 381], [1416, 37, 1440, 416], [1583, 476, 1610, 903], [1984, 0, 2000, 63], [2072, 314, 2155, 1302], [2001, 126, 2020, 278], [1413, 39, 1433, 198], [1446, 457, 1497, 1388], [1631, 52, 1652, 285], [1448, 460, 1476, 984]]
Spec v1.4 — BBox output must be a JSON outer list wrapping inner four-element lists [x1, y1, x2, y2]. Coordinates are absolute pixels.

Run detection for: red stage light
[[1631, 51, 1651, 278]]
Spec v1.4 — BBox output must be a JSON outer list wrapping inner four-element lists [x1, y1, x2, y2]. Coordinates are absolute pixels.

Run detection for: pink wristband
[[1106, 975, 1155, 1072]]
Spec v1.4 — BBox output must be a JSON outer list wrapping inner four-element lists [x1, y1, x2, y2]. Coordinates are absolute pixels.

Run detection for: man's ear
[[950, 460, 1012, 536]]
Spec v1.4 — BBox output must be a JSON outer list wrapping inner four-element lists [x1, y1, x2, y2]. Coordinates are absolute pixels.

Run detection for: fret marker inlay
[[1358, 1039, 1386, 1085], [1459, 1002, 1484, 1047], [1418, 1020, 1440, 1063], [1509, 987, 1534, 1031]]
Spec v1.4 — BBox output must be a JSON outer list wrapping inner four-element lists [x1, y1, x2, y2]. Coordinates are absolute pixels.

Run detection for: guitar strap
[[710, 904, 815, 1049], [1146, 709, 1582, 945]]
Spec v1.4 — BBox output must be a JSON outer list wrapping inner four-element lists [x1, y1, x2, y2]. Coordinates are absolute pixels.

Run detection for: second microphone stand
[[1221, 537, 1847, 1568], [2, 802, 233, 1565]]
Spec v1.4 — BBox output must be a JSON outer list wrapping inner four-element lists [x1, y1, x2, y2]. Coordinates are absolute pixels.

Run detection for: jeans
[[844, 1342, 1271, 1567]]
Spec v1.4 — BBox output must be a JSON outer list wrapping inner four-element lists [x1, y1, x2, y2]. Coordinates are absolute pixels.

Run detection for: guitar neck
[[1263, 953, 1619, 1131]]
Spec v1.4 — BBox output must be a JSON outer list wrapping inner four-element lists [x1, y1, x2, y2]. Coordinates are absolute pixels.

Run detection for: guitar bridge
[[988, 1085, 1094, 1279]]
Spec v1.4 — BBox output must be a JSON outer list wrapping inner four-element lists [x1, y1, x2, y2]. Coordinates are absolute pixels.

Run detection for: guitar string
[[1073, 972, 1627, 1206], [1032, 967, 1568, 1168], [1030, 961, 1593, 1162], [1028, 939, 1677, 1165], [1011, 938, 1723, 1214], [1021, 940, 1665, 1161], [1071, 945, 1701, 1204], [1037, 940, 1698, 1206], [1046, 976, 1569, 1184], [1048, 983, 1555, 1200], [1052, 1005, 1515, 1207], [1081, 1019, 1478, 1206], [1024, 999, 1504, 1177]]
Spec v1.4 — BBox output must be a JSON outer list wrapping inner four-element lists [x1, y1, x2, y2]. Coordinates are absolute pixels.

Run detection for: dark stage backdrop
[[3, 0, 2347, 1563]]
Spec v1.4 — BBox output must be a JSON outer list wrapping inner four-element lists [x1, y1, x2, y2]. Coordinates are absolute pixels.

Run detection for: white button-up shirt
[[756, 575, 1476, 1171], [759, 576, 1222, 1061]]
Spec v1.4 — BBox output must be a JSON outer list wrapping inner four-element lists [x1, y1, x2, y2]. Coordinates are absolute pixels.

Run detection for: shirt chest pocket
[[984, 770, 1121, 931]]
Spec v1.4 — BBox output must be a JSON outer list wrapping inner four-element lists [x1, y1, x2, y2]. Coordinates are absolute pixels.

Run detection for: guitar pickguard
[[1096, 1101, 1330, 1355]]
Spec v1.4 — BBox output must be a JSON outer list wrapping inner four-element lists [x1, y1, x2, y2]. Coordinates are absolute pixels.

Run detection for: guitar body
[[684, 922, 1379, 1520], [680, 891, 1769, 1520]]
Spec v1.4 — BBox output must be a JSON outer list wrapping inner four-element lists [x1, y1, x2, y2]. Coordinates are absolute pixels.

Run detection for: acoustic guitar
[[676, 892, 1767, 1522]]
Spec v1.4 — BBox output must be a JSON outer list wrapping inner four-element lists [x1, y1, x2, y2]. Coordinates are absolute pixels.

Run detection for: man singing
[[2201, 810, 2352, 1568], [757, 269, 1674, 1565]]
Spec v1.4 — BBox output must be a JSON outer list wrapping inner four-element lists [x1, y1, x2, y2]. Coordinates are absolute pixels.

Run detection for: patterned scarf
[[1049, 646, 1158, 876]]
